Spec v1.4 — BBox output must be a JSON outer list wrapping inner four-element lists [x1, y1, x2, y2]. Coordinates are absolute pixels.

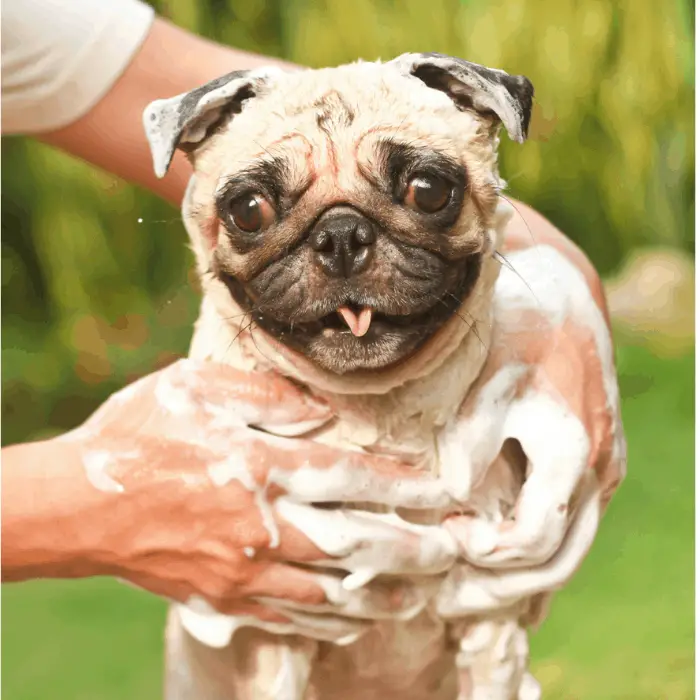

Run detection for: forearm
[[501, 199, 611, 326], [1, 438, 111, 582], [39, 17, 298, 206]]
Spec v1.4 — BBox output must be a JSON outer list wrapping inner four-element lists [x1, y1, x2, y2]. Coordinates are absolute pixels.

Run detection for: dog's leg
[[444, 442, 541, 700], [228, 631, 317, 700], [451, 607, 539, 700], [164, 606, 227, 700], [164, 606, 317, 699]]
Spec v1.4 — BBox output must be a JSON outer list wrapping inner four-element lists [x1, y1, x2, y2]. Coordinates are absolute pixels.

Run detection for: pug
[[143, 53, 548, 700]]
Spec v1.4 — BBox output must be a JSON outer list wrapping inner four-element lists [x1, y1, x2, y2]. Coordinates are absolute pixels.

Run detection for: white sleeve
[[1, 0, 155, 134]]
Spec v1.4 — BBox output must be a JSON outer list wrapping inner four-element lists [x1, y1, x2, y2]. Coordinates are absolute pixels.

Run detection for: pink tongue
[[337, 306, 373, 337]]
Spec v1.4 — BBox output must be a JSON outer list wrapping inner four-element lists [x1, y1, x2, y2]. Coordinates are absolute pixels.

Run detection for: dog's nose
[[309, 209, 376, 278]]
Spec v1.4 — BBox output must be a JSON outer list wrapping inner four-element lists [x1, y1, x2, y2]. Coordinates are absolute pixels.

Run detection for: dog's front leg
[[164, 606, 317, 700], [449, 604, 540, 700], [440, 439, 540, 700]]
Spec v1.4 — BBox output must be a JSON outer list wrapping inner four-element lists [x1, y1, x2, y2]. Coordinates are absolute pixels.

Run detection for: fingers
[[438, 363, 527, 502], [449, 393, 590, 568], [275, 498, 458, 588], [176, 597, 368, 648], [436, 472, 601, 617], [254, 570, 428, 621], [155, 359, 332, 433], [265, 446, 451, 510], [77, 358, 331, 447], [249, 606, 369, 646]]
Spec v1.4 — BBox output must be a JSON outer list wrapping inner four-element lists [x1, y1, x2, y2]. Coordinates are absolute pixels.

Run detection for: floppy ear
[[142, 67, 283, 178], [389, 53, 534, 142]]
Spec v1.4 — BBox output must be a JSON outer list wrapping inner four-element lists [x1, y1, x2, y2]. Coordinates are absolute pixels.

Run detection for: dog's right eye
[[227, 193, 276, 233], [403, 174, 453, 214]]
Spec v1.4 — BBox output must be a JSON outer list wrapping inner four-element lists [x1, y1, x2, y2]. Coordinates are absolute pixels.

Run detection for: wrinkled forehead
[[200, 63, 483, 186]]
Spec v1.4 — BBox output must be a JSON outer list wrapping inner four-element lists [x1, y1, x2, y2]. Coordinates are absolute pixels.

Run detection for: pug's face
[[144, 54, 533, 374]]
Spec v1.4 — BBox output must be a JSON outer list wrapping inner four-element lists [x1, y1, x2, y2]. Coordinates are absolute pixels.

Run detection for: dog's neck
[[186, 183, 512, 467]]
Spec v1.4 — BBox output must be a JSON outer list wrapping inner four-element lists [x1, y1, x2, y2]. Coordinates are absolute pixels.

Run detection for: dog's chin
[[217, 256, 482, 375]]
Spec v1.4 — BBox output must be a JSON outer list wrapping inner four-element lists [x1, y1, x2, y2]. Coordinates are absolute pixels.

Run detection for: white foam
[[438, 363, 528, 502], [268, 459, 452, 509], [274, 498, 458, 588], [495, 244, 620, 416], [177, 596, 366, 650], [82, 449, 125, 493], [155, 374, 196, 416]]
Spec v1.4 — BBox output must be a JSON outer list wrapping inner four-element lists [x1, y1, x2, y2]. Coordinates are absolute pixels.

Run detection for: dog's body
[[143, 55, 559, 699], [165, 237, 541, 700]]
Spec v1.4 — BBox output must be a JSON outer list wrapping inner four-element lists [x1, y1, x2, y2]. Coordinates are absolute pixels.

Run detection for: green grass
[[2, 344, 693, 699]]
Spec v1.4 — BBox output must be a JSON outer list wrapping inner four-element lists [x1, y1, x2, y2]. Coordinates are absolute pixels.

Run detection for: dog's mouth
[[306, 303, 435, 337], [215, 253, 482, 373]]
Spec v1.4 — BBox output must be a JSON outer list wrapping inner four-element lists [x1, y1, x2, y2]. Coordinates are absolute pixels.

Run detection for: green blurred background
[[1, 0, 694, 698]]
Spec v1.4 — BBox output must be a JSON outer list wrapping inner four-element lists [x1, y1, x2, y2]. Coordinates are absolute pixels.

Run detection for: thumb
[[437, 416, 504, 503], [163, 359, 332, 434]]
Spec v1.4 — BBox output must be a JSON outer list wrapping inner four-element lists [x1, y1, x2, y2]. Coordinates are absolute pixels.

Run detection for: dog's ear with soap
[[389, 53, 534, 142], [142, 67, 284, 179]]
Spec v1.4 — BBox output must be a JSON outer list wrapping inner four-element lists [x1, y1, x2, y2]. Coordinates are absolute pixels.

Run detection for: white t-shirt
[[1, 0, 155, 134]]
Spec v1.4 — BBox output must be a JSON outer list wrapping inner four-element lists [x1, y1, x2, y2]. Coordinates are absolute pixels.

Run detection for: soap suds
[[178, 596, 366, 650], [155, 374, 197, 416], [275, 498, 458, 588], [82, 449, 127, 493]]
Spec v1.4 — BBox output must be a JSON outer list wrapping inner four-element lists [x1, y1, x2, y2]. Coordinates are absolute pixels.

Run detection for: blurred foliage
[[1, 0, 694, 444]]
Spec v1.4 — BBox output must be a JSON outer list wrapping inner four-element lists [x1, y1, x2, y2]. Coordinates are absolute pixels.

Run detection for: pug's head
[[144, 54, 533, 375]]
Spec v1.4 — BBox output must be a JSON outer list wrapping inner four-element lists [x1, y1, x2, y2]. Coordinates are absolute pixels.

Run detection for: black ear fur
[[142, 67, 282, 178], [390, 53, 534, 142]]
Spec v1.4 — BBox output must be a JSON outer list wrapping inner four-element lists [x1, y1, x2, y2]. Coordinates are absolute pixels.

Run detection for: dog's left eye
[[404, 174, 452, 214], [227, 193, 276, 233]]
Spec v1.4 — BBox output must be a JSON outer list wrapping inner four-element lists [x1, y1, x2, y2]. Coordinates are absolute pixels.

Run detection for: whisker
[[390, 115, 410, 141], [227, 315, 255, 354], [441, 293, 488, 351], [493, 194, 544, 309], [216, 308, 258, 365], [498, 193, 536, 245], [252, 139, 279, 162], [246, 322, 285, 369], [219, 311, 256, 322], [493, 249, 541, 308]]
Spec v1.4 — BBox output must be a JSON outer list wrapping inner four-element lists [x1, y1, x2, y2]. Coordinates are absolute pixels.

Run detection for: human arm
[[1, 359, 456, 639], [2, 437, 112, 582], [435, 203, 626, 617], [38, 16, 297, 206]]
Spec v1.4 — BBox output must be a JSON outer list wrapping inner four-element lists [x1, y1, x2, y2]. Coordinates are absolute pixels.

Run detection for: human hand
[[436, 221, 626, 617], [63, 359, 456, 642]]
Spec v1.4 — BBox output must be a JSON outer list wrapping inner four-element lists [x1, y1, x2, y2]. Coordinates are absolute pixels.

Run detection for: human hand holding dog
[[2, 358, 456, 638], [436, 203, 627, 617]]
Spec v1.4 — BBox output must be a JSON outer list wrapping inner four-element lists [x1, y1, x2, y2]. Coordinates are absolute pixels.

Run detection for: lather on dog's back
[[144, 54, 542, 699]]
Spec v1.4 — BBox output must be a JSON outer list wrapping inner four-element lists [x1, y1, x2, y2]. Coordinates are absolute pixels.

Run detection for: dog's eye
[[404, 175, 452, 213], [228, 193, 275, 233]]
